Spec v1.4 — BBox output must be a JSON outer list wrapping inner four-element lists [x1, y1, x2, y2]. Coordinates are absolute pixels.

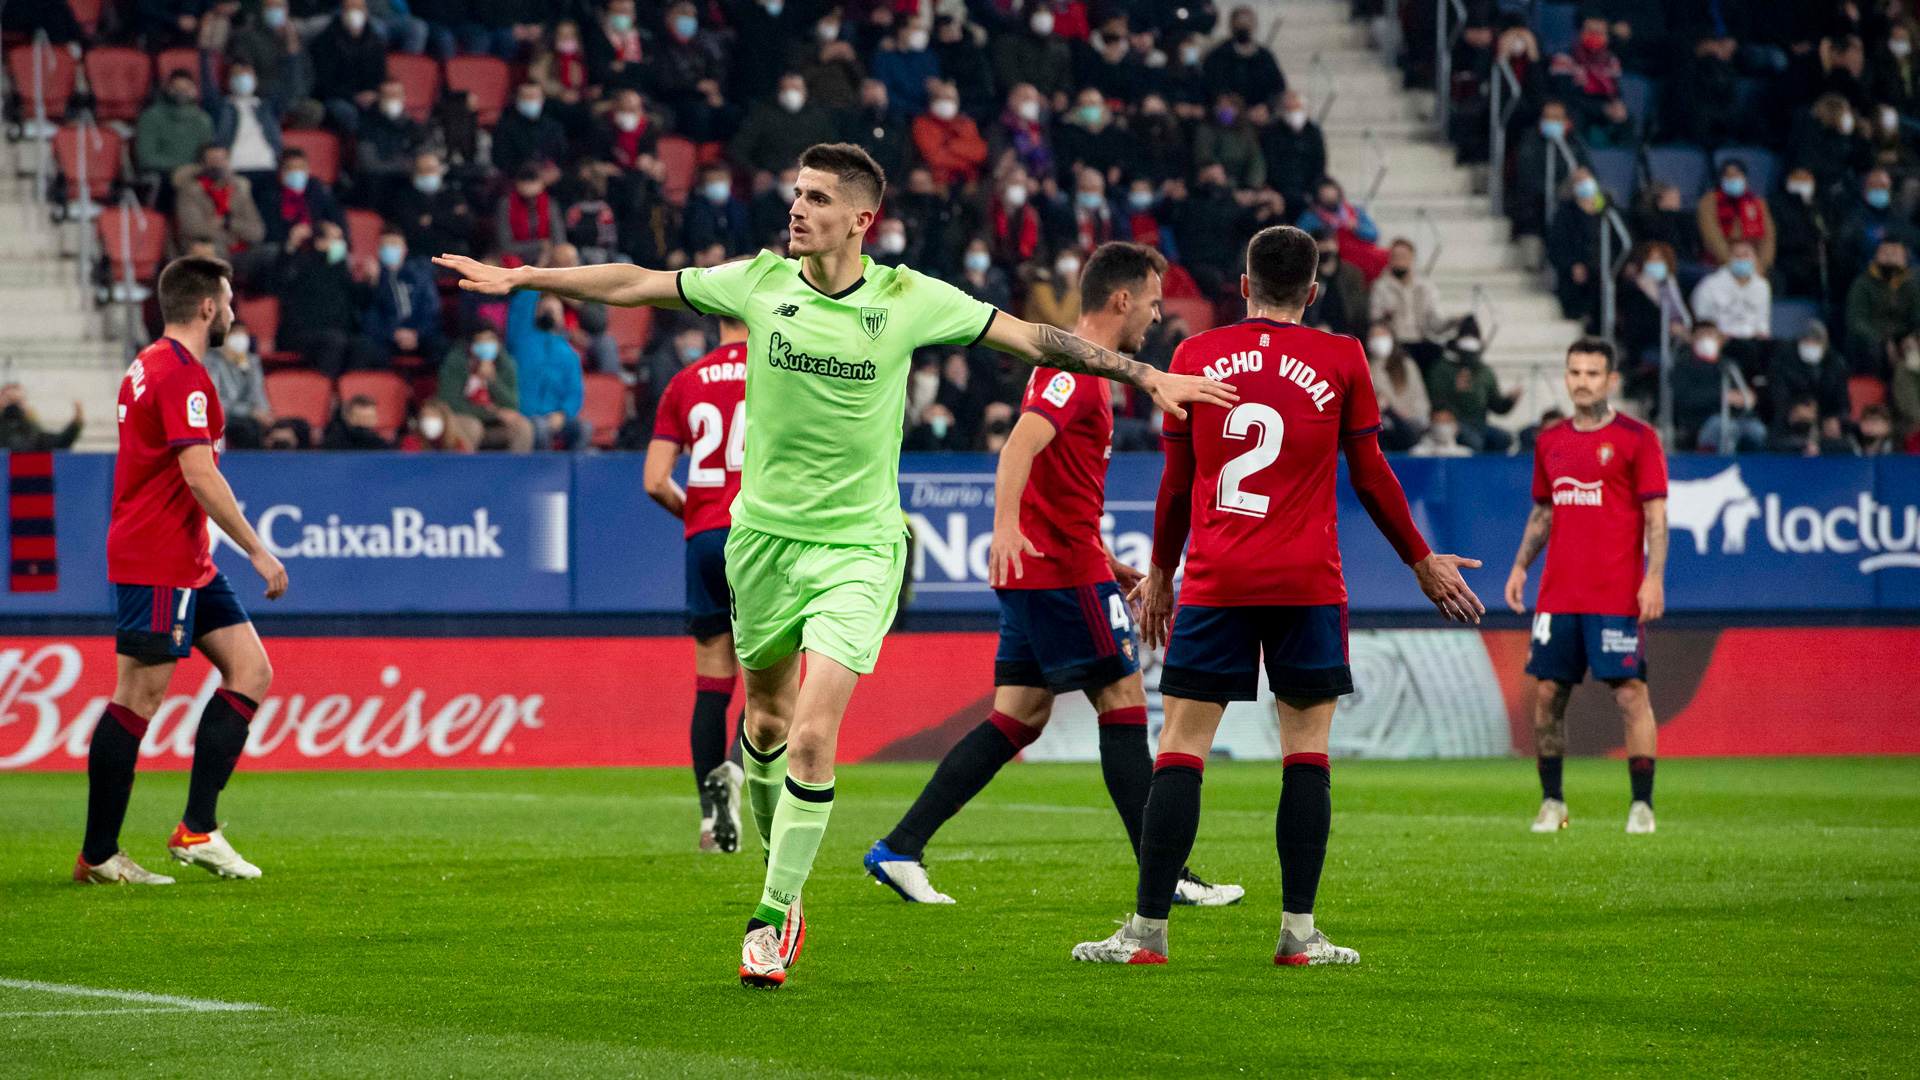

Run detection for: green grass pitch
[[2, 757, 1915, 1079]]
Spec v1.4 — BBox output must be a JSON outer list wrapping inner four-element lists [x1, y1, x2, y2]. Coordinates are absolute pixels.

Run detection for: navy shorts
[[994, 581, 1140, 694], [1160, 603, 1354, 704], [113, 572, 250, 664], [685, 526, 732, 639], [1524, 612, 1648, 684]]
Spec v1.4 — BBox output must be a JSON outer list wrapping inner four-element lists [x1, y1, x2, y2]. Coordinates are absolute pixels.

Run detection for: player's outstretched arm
[[988, 412, 1056, 586], [1506, 503, 1554, 613], [430, 254, 688, 309], [980, 315, 1237, 420], [1638, 497, 1668, 622], [642, 437, 687, 519], [177, 445, 287, 599]]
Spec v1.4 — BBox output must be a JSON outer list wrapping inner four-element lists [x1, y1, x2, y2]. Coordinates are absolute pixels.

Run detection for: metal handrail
[[1717, 362, 1754, 456], [29, 31, 51, 204], [1468, 282, 1499, 349], [1434, 0, 1468, 133], [1488, 54, 1524, 218], [1414, 205, 1444, 277], [1543, 131, 1633, 341], [1655, 276, 1692, 447], [74, 112, 93, 293], [115, 189, 144, 351], [1359, 127, 1388, 211], [1306, 50, 1338, 127]]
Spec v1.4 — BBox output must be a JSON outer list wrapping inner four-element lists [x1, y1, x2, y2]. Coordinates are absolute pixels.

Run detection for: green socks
[[741, 735, 787, 853], [752, 775, 834, 927]]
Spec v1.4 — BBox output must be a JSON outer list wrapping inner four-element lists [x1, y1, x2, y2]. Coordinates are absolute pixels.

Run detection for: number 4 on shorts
[[1108, 593, 1130, 630]]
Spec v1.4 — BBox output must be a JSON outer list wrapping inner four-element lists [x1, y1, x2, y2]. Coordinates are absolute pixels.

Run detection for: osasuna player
[[1073, 226, 1485, 967], [1505, 338, 1669, 835], [645, 312, 750, 854], [865, 242, 1242, 908], [435, 143, 1232, 990], [78, 256, 289, 885]]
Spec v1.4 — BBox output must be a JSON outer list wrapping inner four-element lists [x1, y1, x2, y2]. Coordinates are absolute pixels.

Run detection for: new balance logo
[[772, 304, 799, 317]]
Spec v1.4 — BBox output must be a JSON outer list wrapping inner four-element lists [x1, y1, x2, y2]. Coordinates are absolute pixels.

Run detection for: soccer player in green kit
[[434, 143, 1235, 989]]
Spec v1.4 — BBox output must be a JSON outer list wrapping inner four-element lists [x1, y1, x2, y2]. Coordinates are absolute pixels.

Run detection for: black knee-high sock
[[1136, 753, 1204, 920], [1629, 756, 1655, 806], [1277, 753, 1332, 914], [1096, 707, 1152, 857], [884, 712, 1036, 860], [183, 690, 256, 834], [1538, 755, 1565, 801], [690, 675, 735, 788], [83, 705, 147, 865]]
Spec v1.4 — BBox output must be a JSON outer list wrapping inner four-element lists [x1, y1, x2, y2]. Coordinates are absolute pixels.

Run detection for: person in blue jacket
[[506, 286, 590, 450]]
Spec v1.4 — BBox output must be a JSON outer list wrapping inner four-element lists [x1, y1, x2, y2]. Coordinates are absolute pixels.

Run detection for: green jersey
[[676, 251, 997, 545]]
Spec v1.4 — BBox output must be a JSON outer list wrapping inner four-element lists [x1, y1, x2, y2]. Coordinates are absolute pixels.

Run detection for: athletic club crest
[[1597, 442, 1615, 466], [860, 307, 887, 339]]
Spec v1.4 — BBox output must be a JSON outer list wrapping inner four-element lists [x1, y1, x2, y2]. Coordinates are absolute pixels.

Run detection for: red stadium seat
[[83, 46, 152, 123], [337, 370, 411, 440], [1850, 376, 1887, 423], [444, 56, 508, 126], [8, 41, 76, 123], [52, 122, 120, 202], [232, 294, 302, 365], [580, 373, 629, 448], [345, 208, 385, 263], [656, 136, 696, 206], [386, 54, 441, 123], [265, 369, 336, 432], [95, 204, 166, 284], [1160, 295, 1214, 335], [603, 303, 654, 365], [280, 128, 341, 185], [156, 47, 214, 94], [67, 0, 106, 37]]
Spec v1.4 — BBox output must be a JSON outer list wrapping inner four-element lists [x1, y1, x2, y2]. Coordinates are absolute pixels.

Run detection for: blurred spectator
[[1165, 165, 1251, 301], [1615, 240, 1690, 399], [1054, 168, 1115, 254], [992, 7, 1073, 104], [221, 0, 313, 117], [1296, 178, 1383, 279], [1193, 94, 1265, 191], [1870, 23, 1920, 117], [894, 167, 957, 274], [1367, 322, 1430, 452], [1698, 159, 1776, 272], [1133, 94, 1193, 183], [1855, 403, 1900, 455], [1689, 239, 1772, 375], [682, 166, 752, 257], [313, 0, 388, 135], [1837, 170, 1920, 289], [903, 402, 966, 451], [263, 147, 344, 249], [323, 394, 394, 449], [1408, 408, 1473, 457], [207, 62, 285, 200], [1765, 394, 1849, 456], [390, 151, 473, 260], [732, 74, 838, 174], [202, 325, 277, 450], [403, 399, 474, 453], [991, 84, 1054, 182], [872, 219, 909, 268], [1424, 318, 1517, 453], [935, 350, 993, 447], [1120, 178, 1165, 247], [1024, 250, 1083, 330], [1369, 238, 1454, 368], [505, 291, 589, 450], [276, 219, 383, 377], [592, 89, 661, 173], [1511, 100, 1583, 240], [586, 0, 646, 91], [1053, 87, 1134, 185], [1668, 34, 1739, 149], [1898, 339, 1920, 440], [545, 242, 620, 376], [843, 79, 912, 186], [496, 164, 564, 265], [1770, 167, 1830, 301], [136, 71, 214, 186], [1845, 239, 1920, 376], [1260, 90, 1325, 213], [137, 0, 208, 48], [527, 22, 590, 135], [935, 15, 995, 120], [363, 227, 444, 363], [1518, 408, 1565, 455], [1548, 17, 1622, 128], [438, 326, 534, 451], [1581, 96, 1635, 150], [872, 18, 940, 120], [956, 239, 1013, 311], [1549, 168, 1608, 326], [1164, 35, 1212, 118], [1302, 226, 1369, 337], [356, 79, 430, 193], [1823, 35, 1871, 116], [650, 4, 731, 125], [1628, 181, 1704, 270], [1793, 94, 1869, 206], [1080, 15, 1143, 105], [801, 14, 863, 109], [1202, 6, 1283, 108], [494, 81, 568, 178], [913, 82, 989, 188], [0, 383, 80, 451], [173, 145, 265, 268], [1675, 323, 1765, 452], [1765, 321, 1848, 430], [560, 161, 623, 266], [905, 357, 939, 428], [988, 168, 1046, 267]]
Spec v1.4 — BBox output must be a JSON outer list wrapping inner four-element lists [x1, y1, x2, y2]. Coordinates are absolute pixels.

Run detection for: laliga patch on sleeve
[[186, 390, 209, 428], [1042, 372, 1076, 408]]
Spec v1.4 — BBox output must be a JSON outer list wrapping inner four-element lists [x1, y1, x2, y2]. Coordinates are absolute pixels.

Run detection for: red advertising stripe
[[9, 494, 54, 518], [9, 535, 56, 560], [1653, 629, 1920, 755], [6, 451, 53, 478]]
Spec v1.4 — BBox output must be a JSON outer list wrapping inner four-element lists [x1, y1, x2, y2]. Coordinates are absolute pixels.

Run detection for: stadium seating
[[1531, 3, 1579, 57], [1161, 296, 1215, 335], [338, 371, 412, 439], [233, 295, 302, 366], [281, 129, 342, 185], [655, 136, 697, 207], [387, 54, 441, 123], [1771, 299, 1822, 343], [444, 56, 509, 126], [83, 47, 153, 123], [1646, 146, 1711, 203], [94, 204, 166, 285], [580, 373, 629, 448], [7, 41, 76, 123], [1617, 74, 1657, 140], [52, 122, 120, 203], [345, 208, 385, 263], [156, 47, 211, 94], [1849, 376, 1887, 423], [1713, 147, 1781, 199], [1586, 147, 1639, 203], [265, 369, 336, 432], [603, 303, 654, 366], [66, 0, 105, 38]]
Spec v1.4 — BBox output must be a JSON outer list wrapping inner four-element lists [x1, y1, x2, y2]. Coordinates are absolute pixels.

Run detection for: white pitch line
[[0, 979, 269, 1012], [0, 1007, 203, 1018]]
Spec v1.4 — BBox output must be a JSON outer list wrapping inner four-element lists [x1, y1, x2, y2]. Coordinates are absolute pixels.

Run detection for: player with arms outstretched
[[1505, 338, 1669, 835], [864, 242, 1241, 908], [645, 312, 750, 854], [77, 256, 289, 885], [435, 143, 1235, 989], [1072, 226, 1485, 967]]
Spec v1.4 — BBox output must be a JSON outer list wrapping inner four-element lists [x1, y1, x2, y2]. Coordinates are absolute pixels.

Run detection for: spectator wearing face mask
[[207, 62, 288, 204], [934, 349, 992, 447], [313, 0, 388, 135], [1119, 179, 1165, 248], [872, 18, 940, 120], [1050, 168, 1114, 254], [989, 84, 1054, 184], [585, 0, 647, 91], [1765, 320, 1848, 430], [1792, 94, 1870, 207], [989, 168, 1045, 267], [1259, 90, 1325, 214], [277, 219, 384, 377], [172, 144, 265, 267], [438, 328, 534, 452], [728, 0, 802, 104], [1369, 238, 1454, 369], [1023, 249, 1083, 330], [0, 382, 81, 452], [1511, 100, 1585, 240], [362, 227, 443, 363], [646, 326, 712, 414], [1838, 170, 1920, 290], [1053, 87, 1134, 186], [650, 3, 730, 122], [495, 164, 565, 264], [729, 73, 838, 175], [201, 324, 274, 450], [1846, 239, 1920, 377], [1164, 164, 1256, 301], [528, 21, 593, 139], [1765, 395, 1850, 456], [1548, 17, 1621, 129], [263, 147, 344, 249], [1549, 167, 1609, 326], [836, 78, 911, 187], [1203, 6, 1283, 108], [1366, 322, 1430, 452], [1674, 322, 1765, 452], [1770, 167, 1830, 301], [891, 167, 956, 274], [1424, 319, 1518, 453], [493, 81, 568, 178], [1854, 403, 1901, 455], [1871, 23, 1920, 118], [1296, 177, 1384, 280], [903, 402, 967, 451], [1689, 239, 1772, 377], [1408, 408, 1473, 457], [404, 399, 475, 453], [681, 166, 753, 257], [1698, 160, 1775, 272], [136, 71, 215, 187], [799, 13, 862, 109], [870, 218, 910, 268], [905, 358, 941, 428], [389, 151, 472, 261], [956, 239, 1013, 310], [912, 82, 987, 189], [506, 291, 589, 451], [991, 6, 1073, 103], [1193, 93, 1266, 192], [221, 0, 311, 117], [592, 89, 662, 173], [355, 79, 428, 191], [1615, 240, 1691, 400], [1079, 15, 1144, 105], [934, 15, 994, 120], [1301, 226, 1369, 337]]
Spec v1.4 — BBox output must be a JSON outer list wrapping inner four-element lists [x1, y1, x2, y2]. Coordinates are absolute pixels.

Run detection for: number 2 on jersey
[[1215, 403, 1284, 517], [686, 401, 746, 487]]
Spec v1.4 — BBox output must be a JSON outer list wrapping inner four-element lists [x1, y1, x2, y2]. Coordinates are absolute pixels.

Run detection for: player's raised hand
[[1414, 553, 1485, 625], [1129, 564, 1177, 650], [252, 547, 288, 600], [432, 254, 521, 296], [988, 524, 1042, 587], [1504, 566, 1528, 613], [1143, 370, 1238, 421]]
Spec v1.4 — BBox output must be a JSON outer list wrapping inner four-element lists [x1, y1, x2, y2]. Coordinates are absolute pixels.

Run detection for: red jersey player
[[80, 256, 288, 885], [1505, 339, 1669, 836], [646, 313, 749, 854], [865, 243, 1241, 908], [1073, 226, 1484, 968]]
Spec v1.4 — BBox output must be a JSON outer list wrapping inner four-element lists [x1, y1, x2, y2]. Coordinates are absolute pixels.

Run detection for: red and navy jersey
[[1007, 366, 1114, 590], [1532, 413, 1667, 617], [108, 337, 224, 588], [1161, 318, 1381, 607], [652, 342, 747, 538]]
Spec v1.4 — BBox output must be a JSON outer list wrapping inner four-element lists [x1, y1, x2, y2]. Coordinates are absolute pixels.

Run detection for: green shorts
[[724, 524, 908, 675]]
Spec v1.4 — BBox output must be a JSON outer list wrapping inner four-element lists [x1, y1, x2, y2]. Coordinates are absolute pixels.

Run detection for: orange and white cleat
[[779, 895, 806, 970], [1071, 915, 1169, 964], [74, 851, 175, 885], [740, 925, 786, 989], [167, 823, 262, 880]]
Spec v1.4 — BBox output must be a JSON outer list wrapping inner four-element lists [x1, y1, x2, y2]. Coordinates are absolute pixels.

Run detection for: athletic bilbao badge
[[1598, 442, 1615, 466], [860, 307, 887, 340]]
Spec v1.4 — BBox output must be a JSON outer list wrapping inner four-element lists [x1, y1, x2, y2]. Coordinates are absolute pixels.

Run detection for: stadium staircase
[[1261, 0, 1583, 426], [1, 135, 124, 451]]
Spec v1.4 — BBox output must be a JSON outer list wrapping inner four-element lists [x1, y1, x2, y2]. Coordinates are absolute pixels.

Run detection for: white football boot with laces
[[700, 762, 744, 854], [739, 925, 786, 989], [1626, 800, 1657, 834], [1071, 914, 1169, 964], [1531, 798, 1570, 833], [74, 851, 174, 885], [167, 824, 262, 879], [1274, 926, 1360, 966], [863, 841, 956, 903], [1172, 869, 1245, 906]]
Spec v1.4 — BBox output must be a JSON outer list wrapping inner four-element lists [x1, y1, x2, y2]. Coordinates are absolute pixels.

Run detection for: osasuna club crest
[[860, 307, 887, 340], [1598, 442, 1615, 465]]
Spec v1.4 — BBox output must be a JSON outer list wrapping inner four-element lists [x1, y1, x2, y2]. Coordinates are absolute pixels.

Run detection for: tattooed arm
[[1638, 497, 1668, 622], [981, 316, 1237, 420], [1504, 503, 1554, 613]]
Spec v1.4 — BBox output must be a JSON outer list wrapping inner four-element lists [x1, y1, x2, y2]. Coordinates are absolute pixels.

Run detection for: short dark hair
[[1245, 225, 1319, 309], [1566, 336, 1619, 372], [1079, 241, 1168, 315], [797, 142, 886, 207], [347, 394, 377, 410], [157, 255, 233, 325], [279, 147, 306, 168]]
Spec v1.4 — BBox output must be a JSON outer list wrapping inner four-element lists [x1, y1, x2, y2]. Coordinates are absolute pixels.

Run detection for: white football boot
[[739, 925, 786, 989], [1531, 798, 1570, 833], [1071, 915, 1169, 964], [778, 895, 806, 969], [1274, 926, 1360, 966], [167, 823, 262, 879], [74, 851, 174, 885], [1626, 801, 1657, 834], [862, 841, 956, 903], [701, 761, 744, 854], [1172, 869, 1245, 906]]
